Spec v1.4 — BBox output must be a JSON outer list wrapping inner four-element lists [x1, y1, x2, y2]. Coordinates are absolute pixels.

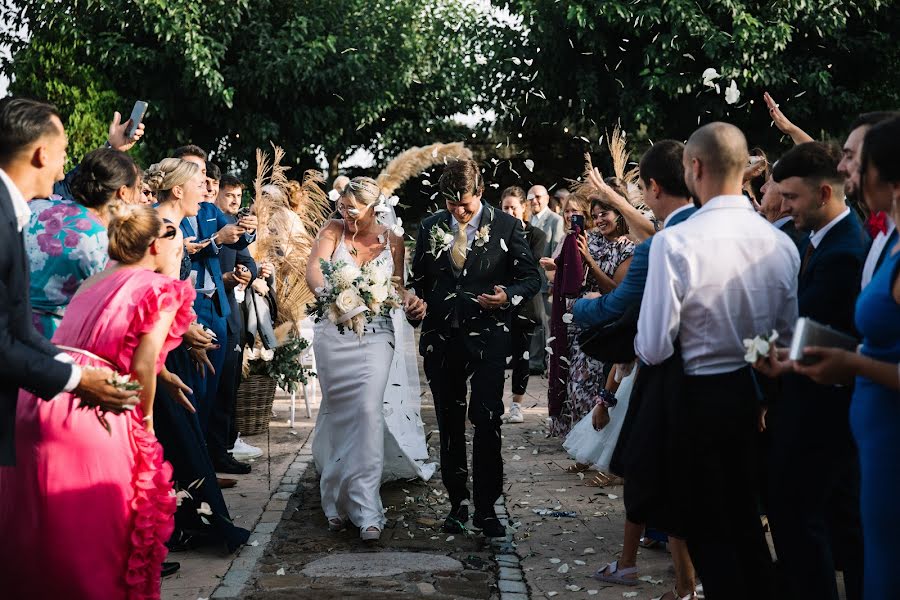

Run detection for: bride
[[306, 176, 431, 541]]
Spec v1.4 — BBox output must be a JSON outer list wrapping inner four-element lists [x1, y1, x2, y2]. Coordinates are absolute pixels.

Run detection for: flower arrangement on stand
[[307, 258, 401, 338], [242, 330, 314, 395]]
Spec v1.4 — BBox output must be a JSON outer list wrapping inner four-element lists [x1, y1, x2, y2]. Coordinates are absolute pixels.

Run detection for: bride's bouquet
[[308, 259, 402, 337]]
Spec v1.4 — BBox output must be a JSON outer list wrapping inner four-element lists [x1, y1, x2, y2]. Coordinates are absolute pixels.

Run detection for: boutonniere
[[428, 222, 454, 259], [474, 224, 491, 248]]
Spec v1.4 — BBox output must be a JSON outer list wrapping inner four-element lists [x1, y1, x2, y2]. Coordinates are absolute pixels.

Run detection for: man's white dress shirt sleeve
[[635, 232, 683, 365]]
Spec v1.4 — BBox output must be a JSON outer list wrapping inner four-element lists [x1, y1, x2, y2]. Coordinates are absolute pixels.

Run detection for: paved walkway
[[163, 370, 682, 600]]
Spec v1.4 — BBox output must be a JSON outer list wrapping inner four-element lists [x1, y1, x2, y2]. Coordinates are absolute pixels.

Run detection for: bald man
[[527, 184, 564, 373], [635, 122, 799, 599]]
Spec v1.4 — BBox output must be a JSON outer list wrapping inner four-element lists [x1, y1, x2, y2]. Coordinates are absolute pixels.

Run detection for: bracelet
[[596, 388, 618, 408]]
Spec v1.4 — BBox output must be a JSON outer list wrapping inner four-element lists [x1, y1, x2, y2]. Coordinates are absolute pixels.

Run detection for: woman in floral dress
[[546, 194, 634, 438], [26, 148, 141, 338]]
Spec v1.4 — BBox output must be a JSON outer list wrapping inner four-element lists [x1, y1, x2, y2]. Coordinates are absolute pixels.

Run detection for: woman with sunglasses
[[25, 147, 142, 338], [147, 158, 252, 554], [0, 203, 195, 600]]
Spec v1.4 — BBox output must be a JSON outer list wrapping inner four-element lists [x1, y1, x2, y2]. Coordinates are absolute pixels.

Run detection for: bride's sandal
[[327, 517, 346, 532], [565, 462, 592, 474], [360, 526, 381, 541]]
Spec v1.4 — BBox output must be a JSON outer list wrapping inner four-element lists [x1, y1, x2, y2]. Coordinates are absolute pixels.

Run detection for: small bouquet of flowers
[[743, 329, 780, 363], [308, 259, 402, 337]]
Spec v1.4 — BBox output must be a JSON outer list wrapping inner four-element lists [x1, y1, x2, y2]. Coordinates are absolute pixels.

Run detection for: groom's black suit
[[411, 204, 541, 515]]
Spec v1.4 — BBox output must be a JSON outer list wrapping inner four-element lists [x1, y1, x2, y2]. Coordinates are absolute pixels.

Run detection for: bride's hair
[[340, 176, 380, 207], [107, 203, 164, 264], [145, 158, 200, 201]]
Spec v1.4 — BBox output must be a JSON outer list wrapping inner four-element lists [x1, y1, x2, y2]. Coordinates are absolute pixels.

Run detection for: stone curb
[[210, 433, 315, 599], [491, 493, 530, 600]]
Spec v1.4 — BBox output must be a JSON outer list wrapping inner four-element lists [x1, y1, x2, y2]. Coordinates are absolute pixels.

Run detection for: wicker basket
[[234, 375, 277, 436]]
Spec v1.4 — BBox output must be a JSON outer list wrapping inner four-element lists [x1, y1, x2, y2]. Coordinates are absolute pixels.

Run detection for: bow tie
[[866, 211, 888, 237]]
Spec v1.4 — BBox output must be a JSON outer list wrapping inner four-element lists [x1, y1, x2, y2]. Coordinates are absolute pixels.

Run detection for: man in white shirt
[[837, 111, 900, 288], [527, 185, 564, 372], [636, 122, 799, 598], [0, 97, 138, 466]]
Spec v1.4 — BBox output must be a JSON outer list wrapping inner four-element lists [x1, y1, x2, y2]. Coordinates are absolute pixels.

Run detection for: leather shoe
[[473, 512, 507, 538], [442, 504, 469, 533], [161, 561, 181, 577], [214, 454, 251, 475], [217, 477, 237, 489]]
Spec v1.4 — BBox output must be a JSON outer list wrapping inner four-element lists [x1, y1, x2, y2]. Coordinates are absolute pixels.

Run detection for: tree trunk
[[328, 153, 342, 180]]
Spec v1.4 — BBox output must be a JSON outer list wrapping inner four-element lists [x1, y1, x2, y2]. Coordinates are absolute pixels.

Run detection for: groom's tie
[[451, 227, 468, 270]]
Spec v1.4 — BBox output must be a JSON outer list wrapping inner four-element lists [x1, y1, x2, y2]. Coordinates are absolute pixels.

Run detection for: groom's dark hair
[[439, 159, 484, 200]]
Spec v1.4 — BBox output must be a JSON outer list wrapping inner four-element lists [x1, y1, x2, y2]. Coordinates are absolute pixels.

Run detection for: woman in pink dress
[[0, 203, 196, 600]]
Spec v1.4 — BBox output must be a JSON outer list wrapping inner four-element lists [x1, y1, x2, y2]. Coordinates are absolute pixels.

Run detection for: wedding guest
[[140, 178, 157, 205], [27, 147, 141, 338], [636, 122, 799, 599], [774, 116, 900, 599], [330, 174, 350, 202], [551, 186, 569, 214], [0, 96, 138, 467], [837, 111, 900, 288], [148, 157, 251, 552], [758, 174, 806, 249], [586, 172, 657, 243], [542, 194, 633, 438], [528, 184, 564, 373], [208, 173, 259, 474], [500, 185, 547, 424], [572, 140, 697, 599], [765, 142, 867, 600], [173, 144, 207, 175], [206, 161, 221, 203], [0, 203, 194, 599]]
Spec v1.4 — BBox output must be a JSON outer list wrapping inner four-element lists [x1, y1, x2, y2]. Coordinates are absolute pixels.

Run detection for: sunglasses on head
[[158, 225, 177, 240]]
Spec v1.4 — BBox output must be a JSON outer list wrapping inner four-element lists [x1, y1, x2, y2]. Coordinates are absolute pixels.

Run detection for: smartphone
[[788, 317, 858, 365], [570, 214, 585, 231], [236, 206, 252, 219], [196, 232, 219, 246], [125, 100, 148, 139]]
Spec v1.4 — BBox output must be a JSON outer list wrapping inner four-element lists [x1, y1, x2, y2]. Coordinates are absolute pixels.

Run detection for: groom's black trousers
[[424, 328, 505, 515]]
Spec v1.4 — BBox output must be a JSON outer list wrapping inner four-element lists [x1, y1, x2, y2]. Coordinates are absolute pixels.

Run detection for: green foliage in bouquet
[[246, 334, 314, 395]]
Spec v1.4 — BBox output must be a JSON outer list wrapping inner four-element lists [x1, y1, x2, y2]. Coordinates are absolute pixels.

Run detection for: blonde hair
[[145, 158, 200, 201], [565, 193, 594, 229], [340, 176, 381, 207], [107, 203, 163, 264]]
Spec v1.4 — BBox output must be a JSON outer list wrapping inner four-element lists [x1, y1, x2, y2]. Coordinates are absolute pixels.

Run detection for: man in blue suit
[[764, 142, 868, 600], [573, 140, 695, 328], [174, 146, 257, 440]]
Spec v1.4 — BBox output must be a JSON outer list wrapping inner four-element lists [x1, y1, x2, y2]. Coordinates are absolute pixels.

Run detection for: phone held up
[[235, 206, 252, 220], [570, 214, 585, 232], [126, 100, 148, 139]]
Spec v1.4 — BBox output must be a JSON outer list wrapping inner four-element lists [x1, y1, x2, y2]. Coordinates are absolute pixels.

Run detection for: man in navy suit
[[0, 97, 138, 466], [764, 142, 868, 600], [174, 146, 257, 441]]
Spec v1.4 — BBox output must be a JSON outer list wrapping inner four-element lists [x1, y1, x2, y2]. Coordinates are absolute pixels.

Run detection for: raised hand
[[763, 92, 814, 145], [107, 111, 145, 152]]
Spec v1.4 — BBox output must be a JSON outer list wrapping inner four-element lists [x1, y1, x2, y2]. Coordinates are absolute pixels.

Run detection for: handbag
[[576, 302, 640, 363]]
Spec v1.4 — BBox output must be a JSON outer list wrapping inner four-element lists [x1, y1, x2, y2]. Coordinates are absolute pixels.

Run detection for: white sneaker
[[229, 434, 263, 460], [503, 403, 524, 424]]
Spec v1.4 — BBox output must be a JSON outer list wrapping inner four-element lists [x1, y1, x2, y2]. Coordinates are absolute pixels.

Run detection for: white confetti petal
[[725, 79, 740, 104], [549, 558, 561, 564], [558, 563, 569, 574], [561, 313, 574, 324], [276, 568, 285, 576], [524, 159, 534, 172]]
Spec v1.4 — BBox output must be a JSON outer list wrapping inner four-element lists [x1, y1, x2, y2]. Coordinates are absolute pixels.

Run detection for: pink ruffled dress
[[0, 267, 196, 600]]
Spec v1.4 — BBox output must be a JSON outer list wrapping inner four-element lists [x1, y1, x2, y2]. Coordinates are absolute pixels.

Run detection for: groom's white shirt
[[450, 202, 484, 250]]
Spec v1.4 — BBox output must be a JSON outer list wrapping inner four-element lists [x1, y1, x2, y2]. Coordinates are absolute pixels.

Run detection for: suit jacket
[[411, 205, 542, 360], [530, 209, 565, 259], [515, 222, 547, 325], [779, 213, 869, 440], [179, 202, 254, 319], [0, 177, 72, 465], [778, 217, 808, 250], [573, 205, 696, 328], [217, 214, 258, 340]]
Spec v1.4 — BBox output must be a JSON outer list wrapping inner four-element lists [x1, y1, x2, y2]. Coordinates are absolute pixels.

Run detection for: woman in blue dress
[[26, 148, 141, 338], [794, 115, 900, 599]]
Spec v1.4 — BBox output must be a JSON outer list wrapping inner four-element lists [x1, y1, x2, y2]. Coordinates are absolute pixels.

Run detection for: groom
[[410, 159, 541, 537]]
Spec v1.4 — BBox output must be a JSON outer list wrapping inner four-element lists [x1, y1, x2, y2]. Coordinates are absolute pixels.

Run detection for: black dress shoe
[[161, 561, 181, 577], [213, 454, 251, 475], [473, 512, 507, 538], [442, 504, 469, 533]]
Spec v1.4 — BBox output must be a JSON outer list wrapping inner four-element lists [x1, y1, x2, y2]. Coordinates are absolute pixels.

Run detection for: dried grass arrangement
[[375, 141, 473, 197]]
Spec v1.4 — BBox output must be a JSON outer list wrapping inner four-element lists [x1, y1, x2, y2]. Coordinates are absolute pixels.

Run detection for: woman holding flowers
[[306, 176, 427, 541]]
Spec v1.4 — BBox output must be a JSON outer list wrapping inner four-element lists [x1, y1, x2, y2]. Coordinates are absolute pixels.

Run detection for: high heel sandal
[[327, 517, 346, 532], [360, 526, 381, 541]]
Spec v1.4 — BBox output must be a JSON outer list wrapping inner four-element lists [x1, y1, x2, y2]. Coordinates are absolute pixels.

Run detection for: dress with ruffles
[[0, 267, 195, 600]]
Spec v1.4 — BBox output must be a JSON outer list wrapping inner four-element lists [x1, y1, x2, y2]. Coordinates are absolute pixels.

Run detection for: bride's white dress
[[312, 234, 435, 531]]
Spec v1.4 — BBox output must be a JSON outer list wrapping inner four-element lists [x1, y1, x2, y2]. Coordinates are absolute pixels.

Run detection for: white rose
[[442, 232, 454, 246], [260, 348, 275, 362], [335, 288, 364, 313], [333, 264, 361, 289], [368, 282, 390, 304]]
